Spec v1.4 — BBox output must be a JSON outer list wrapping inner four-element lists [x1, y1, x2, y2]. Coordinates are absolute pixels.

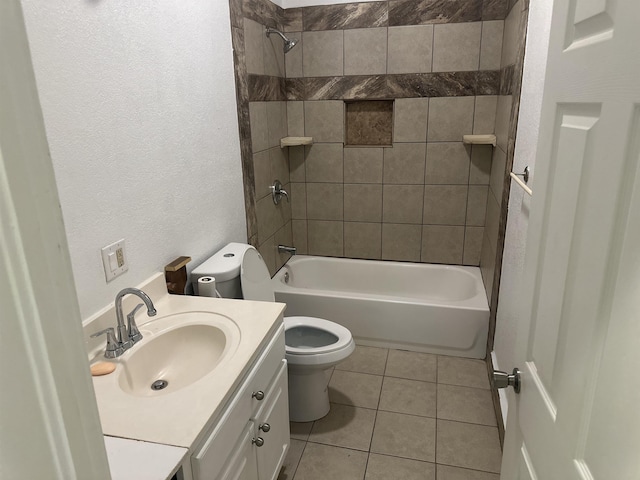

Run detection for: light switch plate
[[101, 239, 128, 282]]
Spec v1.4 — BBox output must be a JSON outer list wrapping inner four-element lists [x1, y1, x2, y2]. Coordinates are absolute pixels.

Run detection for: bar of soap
[[91, 361, 116, 376]]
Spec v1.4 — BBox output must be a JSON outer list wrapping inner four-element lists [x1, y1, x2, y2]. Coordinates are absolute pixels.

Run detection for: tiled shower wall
[[229, 0, 513, 275], [283, 2, 507, 266]]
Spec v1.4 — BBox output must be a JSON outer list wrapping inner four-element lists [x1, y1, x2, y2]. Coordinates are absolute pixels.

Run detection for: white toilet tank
[[191, 242, 252, 298]]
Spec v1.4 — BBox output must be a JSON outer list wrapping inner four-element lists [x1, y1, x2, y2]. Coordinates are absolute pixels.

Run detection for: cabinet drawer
[[191, 325, 285, 479]]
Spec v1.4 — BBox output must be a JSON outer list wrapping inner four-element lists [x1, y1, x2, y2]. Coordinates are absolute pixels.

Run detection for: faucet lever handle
[[127, 304, 145, 344], [90, 327, 122, 358]]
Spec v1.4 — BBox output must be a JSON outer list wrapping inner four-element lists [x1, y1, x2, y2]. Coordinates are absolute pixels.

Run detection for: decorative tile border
[[389, 0, 483, 26], [303, 2, 388, 31], [279, 71, 499, 101], [248, 74, 286, 101]]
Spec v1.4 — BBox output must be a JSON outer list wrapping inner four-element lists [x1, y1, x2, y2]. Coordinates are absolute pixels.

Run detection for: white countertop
[[105, 435, 187, 480]]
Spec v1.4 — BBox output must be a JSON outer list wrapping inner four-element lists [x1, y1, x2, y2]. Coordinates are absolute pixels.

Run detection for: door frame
[[0, 1, 110, 478]]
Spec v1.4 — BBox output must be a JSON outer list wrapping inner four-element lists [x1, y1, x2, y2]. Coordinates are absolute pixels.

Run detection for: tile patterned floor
[[278, 345, 501, 480]]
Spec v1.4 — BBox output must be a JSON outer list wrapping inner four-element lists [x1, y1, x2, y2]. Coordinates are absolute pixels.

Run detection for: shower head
[[266, 28, 299, 54]]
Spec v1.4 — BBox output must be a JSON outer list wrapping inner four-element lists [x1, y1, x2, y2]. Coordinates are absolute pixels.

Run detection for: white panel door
[[502, 0, 640, 478]]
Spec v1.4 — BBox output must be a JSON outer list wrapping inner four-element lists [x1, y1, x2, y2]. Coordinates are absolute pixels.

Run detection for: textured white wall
[[20, 0, 246, 319], [493, 0, 553, 388]]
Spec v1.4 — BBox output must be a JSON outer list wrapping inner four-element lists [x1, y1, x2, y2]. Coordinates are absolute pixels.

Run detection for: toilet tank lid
[[191, 242, 253, 282]]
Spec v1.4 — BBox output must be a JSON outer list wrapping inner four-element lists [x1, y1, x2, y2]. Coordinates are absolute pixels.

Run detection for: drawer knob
[[252, 437, 264, 447], [259, 423, 271, 433], [252, 390, 265, 401]]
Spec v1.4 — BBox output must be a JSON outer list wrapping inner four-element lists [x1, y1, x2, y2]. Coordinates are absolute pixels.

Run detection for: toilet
[[192, 242, 355, 422]]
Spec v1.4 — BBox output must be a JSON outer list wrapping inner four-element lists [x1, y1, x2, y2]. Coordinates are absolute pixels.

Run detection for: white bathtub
[[271, 256, 489, 359]]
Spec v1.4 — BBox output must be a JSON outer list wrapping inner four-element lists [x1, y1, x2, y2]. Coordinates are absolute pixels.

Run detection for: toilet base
[[287, 367, 331, 422]]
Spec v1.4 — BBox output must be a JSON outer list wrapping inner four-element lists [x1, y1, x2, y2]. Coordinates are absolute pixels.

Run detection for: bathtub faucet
[[278, 245, 297, 255]]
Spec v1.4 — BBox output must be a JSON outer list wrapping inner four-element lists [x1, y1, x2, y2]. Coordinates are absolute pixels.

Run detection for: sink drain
[[151, 379, 168, 391]]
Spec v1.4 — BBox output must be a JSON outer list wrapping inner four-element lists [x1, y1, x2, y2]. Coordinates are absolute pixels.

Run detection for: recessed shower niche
[[344, 100, 393, 146]]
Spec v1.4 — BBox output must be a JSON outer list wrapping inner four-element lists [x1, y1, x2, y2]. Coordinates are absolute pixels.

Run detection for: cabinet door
[[218, 422, 258, 480], [254, 361, 290, 480]]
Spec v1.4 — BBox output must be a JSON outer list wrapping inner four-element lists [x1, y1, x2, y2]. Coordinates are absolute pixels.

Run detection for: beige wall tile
[[303, 30, 344, 77], [344, 184, 383, 222], [344, 27, 388, 75], [269, 146, 289, 185], [423, 185, 468, 225], [485, 190, 501, 250], [256, 232, 276, 276], [427, 97, 475, 142], [501, 0, 522, 67], [436, 420, 501, 473], [308, 220, 344, 256], [433, 23, 482, 72], [495, 95, 512, 151], [249, 101, 268, 153], [256, 194, 278, 243], [480, 229, 497, 303], [383, 143, 427, 184], [289, 145, 305, 182], [305, 143, 344, 182], [253, 150, 271, 200], [382, 223, 422, 261], [285, 31, 303, 78], [305, 100, 344, 142], [425, 143, 470, 184], [489, 146, 507, 203], [388, 25, 433, 74], [344, 147, 384, 183], [344, 222, 382, 259], [463, 226, 484, 266], [295, 442, 368, 480], [264, 29, 285, 77], [244, 18, 265, 75], [292, 219, 308, 254], [469, 145, 492, 185], [371, 411, 436, 462], [383, 185, 424, 224], [480, 21, 504, 70], [473, 95, 498, 135], [466, 185, 489, 226], [290, 182, 307, 219], [287, 101, 305, 137], [274, 222, 293, 270], [306, 183, 343, 220], [266, 101, 287, 148], [421, 225, 464, 264], [394, 98, 429, 143]]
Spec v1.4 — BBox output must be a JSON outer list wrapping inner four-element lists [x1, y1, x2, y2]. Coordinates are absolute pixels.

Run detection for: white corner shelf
[[462, 134, 497, 147], [280, 136, 313, 148]]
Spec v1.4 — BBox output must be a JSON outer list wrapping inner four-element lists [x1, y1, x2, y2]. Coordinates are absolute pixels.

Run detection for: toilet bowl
[[191, 243, 355, 422]]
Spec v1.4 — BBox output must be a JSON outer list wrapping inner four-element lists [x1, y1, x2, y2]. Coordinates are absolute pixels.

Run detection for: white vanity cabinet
[[190, 325, 289, 480]]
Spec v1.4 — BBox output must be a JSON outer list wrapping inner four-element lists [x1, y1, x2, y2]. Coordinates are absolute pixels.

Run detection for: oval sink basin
[[117, 316, 237, 396]]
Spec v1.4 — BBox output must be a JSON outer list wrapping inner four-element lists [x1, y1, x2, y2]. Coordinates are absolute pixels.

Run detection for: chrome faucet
[[278, 245, 297, 255], [114, 288, 157, 348], [91, 287, 157, 358]]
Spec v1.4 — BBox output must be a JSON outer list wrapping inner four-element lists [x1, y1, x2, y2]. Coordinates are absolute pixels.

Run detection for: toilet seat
[[284, 316, 353, 355], [240, 247, 355, 368]]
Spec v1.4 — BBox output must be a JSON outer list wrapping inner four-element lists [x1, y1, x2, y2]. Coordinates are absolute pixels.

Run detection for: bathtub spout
[[278, 245, 297, 255]]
